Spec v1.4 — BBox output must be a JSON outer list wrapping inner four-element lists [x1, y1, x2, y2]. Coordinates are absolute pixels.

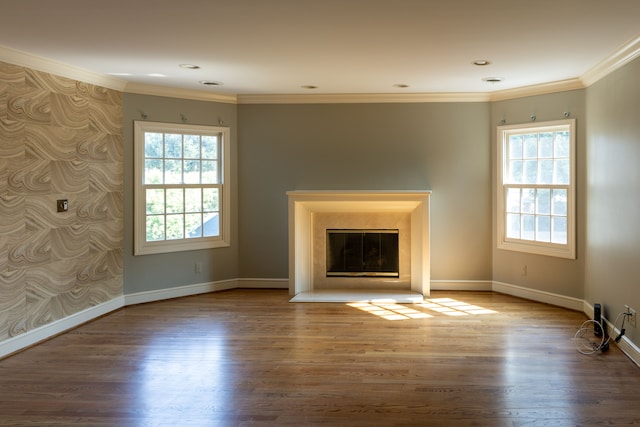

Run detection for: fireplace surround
[[287, 190, 431, 300]]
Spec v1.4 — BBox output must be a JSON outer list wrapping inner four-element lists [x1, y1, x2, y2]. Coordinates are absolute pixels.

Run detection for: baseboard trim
[[234, 278, 289, 289], [491, 281, 584, 311], [0, 296, 125, 359], [430, 280, 493, 291], [124, 279, 239, 306]]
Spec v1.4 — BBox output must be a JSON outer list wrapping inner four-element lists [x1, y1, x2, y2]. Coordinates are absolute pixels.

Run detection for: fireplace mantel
[[287, 190, 431, 299]]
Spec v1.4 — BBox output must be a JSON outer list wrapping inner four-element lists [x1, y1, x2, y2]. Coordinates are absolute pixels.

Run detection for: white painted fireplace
[[287, 190, 431, 301]]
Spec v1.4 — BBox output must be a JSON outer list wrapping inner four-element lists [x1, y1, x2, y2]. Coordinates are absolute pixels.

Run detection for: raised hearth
[[287, 190, 431, 301]]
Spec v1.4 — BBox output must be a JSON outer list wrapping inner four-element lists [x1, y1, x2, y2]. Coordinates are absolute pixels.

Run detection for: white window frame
[[497, 119, 576, 259], [134, 121, 231, 255]]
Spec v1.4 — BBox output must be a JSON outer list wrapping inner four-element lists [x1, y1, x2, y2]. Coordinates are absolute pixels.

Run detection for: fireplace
[[326, 229, 400, 277], [287, 190, 431, 299]]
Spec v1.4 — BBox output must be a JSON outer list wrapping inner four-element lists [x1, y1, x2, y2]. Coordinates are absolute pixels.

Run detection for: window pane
[[165, 159, 182, 184], [166, 214, 184, 240], [523, 160, 538, 184], [552, 217, 567, 244], [509, 135, 523, 159], [521, 214, 535, 240], [183, 135, 200, 158], [554, 131, 570, 157], [185, 188, 202, 213], [202, 136, 218, 159], [203, 188, 219, 212], [506, 188, 520, 213], [146, 215, 165, 241], [538, 159, 553, 184], [144, 159, 163, 184], [506, 213, 520, 239], [146, 189, 164, 214], [145, 132, 163, 158], [165, 134, 182, 158], [536, 216, 551, 242], [536, 189, 550, 215], [185, 213, 202, 238], [202, 160, 219, 184], [552, 189, 567, 216], [166, 189, 184, 214], [521, 188, 535, 214], [203, 213, 220, 237], [554, 159, 570, 184], [523, 134, 538, 158], [538, 133, 554, 157], [184, 160, 201, 184]]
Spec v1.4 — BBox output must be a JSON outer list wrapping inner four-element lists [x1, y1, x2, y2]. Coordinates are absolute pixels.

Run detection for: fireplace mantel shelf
[[287, 190, 431, 301]]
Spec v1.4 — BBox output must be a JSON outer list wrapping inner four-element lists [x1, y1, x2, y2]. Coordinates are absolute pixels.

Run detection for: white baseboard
[[491, 281, 585, 311], [234, 278, 289, 289], [430, 280, 493, 291], [124, 279, 238, 306], [124, 278, 288, 306], [0, 296, 125, 359]]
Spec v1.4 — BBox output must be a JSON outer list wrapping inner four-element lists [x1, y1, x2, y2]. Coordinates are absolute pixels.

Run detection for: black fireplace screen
[[326, 229, 399, 277]]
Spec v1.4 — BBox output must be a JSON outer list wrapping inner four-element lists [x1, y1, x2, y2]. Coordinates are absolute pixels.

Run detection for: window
[[497, 119, 575, 259], [134, 121, 230, 255]]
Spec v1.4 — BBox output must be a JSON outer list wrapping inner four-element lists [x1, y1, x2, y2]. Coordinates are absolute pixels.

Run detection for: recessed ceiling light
[[199, 80, 223, 86], [393, 83, 410, 88], [179, 64, 201, 70], [147, 73, 167, 78], [301, 85, 318, 89], [482, 77, 503, 83], [473, 60, 491, 66]]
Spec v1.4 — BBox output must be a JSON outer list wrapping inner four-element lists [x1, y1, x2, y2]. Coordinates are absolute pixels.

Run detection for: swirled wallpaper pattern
[[0, 61, 123, 342]]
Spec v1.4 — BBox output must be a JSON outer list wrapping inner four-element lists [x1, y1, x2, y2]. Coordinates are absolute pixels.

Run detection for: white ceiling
[[1, 0, 640, 100]]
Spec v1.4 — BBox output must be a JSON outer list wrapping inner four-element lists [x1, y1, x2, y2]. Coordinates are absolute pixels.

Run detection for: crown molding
[[236, 92, 491, 104], [124, 82, 238, 104], [3, 35, 640, 105], [0, 44, 127, 91], [581, 35, 640, 87], [488, 78, 586, 102]]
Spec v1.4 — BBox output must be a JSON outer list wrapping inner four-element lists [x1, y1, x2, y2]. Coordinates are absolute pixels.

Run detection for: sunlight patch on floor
[[347, 297, 497, 320]]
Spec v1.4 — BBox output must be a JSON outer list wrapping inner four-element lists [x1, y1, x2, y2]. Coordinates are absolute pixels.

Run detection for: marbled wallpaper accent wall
[[0, 61, 123, 343]]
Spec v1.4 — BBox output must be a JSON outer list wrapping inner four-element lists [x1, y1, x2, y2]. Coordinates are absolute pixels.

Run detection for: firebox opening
[[326, 229, 399, 277]]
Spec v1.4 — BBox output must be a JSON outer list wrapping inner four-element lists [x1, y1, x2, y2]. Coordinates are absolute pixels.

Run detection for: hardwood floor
[[0, 289, 638, 426]]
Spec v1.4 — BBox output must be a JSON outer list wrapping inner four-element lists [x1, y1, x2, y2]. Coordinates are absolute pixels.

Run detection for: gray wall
[[585, 57, 640, 342], [122, 93, 239, 294], [237, 102, 493, 281], [490, 90, 586, 298]]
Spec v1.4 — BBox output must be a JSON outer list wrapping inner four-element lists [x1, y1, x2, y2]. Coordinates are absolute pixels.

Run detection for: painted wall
[[122, 93, 239, 295], [0, 61, 123, 342], [585, 57, 640, 344], [490, 90, 586, 298], [237, 102, 493, 282]]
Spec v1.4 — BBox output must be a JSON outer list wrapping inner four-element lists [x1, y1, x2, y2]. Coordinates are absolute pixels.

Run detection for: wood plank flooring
[[0, 289, 638, 426]]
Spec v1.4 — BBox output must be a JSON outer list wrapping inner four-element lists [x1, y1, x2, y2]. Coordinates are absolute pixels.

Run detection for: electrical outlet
[[625, 305, 636, 327], [521, 265, 527, 276], [195, 262, 202, 273], [56, 199, 68, 212]]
